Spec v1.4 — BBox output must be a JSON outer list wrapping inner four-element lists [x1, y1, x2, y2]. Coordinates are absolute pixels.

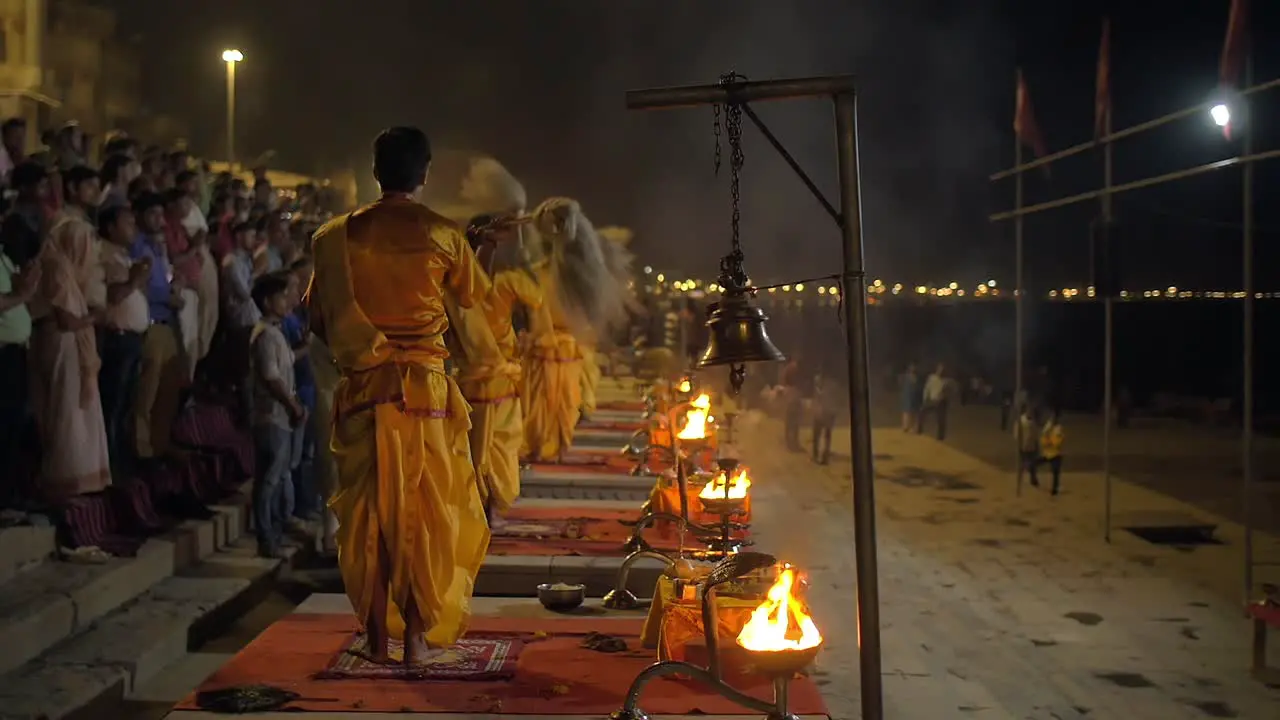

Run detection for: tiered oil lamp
[[604, 457, 749, 610], [610, 553, 824, 720], [696, 458, 753, 555], [629, 391, 712, 477], [674, 393, 715, 475]]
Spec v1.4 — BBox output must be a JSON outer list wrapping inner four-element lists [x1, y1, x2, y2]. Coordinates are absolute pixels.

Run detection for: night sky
[[104, 0, 1274, 293]]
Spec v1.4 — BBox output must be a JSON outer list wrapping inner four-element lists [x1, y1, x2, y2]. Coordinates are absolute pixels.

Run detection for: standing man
[[308, 127, 490, 666], [519, 260, 582, 463], [98, 205, 150, 476], [0, 162, 51, 269], [918, 363, 951, 441], [177, 170, 220, 367], [162, 188, 203, 381], [131, 192, 186, 464], [456, 215, 536, 527]]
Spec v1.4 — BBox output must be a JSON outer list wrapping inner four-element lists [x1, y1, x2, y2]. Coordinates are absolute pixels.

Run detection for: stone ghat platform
[[162, 595, 829, 719]]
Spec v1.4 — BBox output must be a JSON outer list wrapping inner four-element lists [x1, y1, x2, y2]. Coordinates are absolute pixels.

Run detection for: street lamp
[[1210, 103, 1231, 128], [221, 49, 244, 169]]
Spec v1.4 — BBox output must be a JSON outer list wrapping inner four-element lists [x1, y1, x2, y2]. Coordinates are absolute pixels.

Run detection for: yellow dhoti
[[521, 332, 581, 461], [580, 345, 601, 415], [330, 380, 488, 645], [467, 396, 523, 511], [310, 197, 495, 648]]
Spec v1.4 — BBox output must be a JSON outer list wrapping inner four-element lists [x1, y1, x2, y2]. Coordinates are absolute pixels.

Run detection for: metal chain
[[712, 103, 722, 176], [726, 100, 744, 259]]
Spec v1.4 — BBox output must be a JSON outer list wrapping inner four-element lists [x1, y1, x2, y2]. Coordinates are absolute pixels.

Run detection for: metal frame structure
[[626, 74, 884, 720], [989, 68, 1278, 607]]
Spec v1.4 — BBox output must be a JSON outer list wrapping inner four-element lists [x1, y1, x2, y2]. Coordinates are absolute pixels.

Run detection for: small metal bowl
[[537, 582, 586, 612]]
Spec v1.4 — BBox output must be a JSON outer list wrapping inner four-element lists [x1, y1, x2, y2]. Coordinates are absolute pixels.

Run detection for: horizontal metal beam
[[990, 76, 1280, 181], [989, 147, 1280, 221], [626, 75, 856, 110]]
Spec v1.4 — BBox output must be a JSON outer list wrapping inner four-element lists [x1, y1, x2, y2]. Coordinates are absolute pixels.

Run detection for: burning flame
[[699, 467, 752, 500], [736, 566, 823, 653], [677, 407, 708, 439], [691, 393, 711, 409]]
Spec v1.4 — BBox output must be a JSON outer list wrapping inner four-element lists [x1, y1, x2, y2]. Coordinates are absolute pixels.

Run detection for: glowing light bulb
[[1210, 103, 1231, 127]]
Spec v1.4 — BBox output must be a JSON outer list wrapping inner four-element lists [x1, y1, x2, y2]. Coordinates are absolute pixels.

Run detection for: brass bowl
[[537, 583, 586, 612], [698, 494, 748, 516], [739, 642, 823, 677]]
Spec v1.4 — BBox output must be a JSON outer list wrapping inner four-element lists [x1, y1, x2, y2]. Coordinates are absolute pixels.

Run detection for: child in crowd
[[249, 272, 306, 559], [280, 259, 320, 527], [222, 220, 261, 423]]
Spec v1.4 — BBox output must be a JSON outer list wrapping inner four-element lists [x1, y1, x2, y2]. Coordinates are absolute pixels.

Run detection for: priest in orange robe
[[455, 215, 542, 525], [308, 127, 489, 666]]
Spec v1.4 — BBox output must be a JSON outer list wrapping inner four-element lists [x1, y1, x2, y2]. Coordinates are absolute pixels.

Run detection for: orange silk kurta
[[520, 262, 582, 461], [309, 195, 491, 647]]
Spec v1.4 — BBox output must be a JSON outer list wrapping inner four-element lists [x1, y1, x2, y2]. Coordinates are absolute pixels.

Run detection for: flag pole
[[1014, 87, 1025, 498], [1102, 92, 1115, 544], [1242, 37, 1256, 607]]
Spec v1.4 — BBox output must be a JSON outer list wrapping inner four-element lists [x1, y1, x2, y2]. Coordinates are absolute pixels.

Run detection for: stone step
[[0, 524, 57, 586], [0, 540, 288, 720], [519, 483, 650, 502], [0, 492, 254, 719], [0, 538, 177, 678]]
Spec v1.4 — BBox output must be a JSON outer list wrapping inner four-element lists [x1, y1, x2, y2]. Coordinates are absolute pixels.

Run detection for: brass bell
[[697, 290, 785, 367]]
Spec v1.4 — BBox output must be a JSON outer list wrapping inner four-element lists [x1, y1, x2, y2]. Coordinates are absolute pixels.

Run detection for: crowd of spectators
[[0, 117, 336, 559]]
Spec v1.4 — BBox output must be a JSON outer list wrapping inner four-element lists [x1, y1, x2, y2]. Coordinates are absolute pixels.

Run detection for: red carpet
[[489, 507, 747, 556], [317, 633, 522, 681], [177, 614, 828, 715]]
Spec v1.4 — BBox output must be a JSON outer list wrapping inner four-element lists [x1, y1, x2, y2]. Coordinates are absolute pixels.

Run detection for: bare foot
[[354, 628, 392, 665], [403, 631, 450, 666], [350, 644, 394, 665]]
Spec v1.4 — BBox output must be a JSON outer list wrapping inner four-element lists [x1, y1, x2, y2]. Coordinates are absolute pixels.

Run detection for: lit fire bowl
[[734, 566, 823, 678], [696, 467, 752, 518], [698, 493, 747, 517], [743, 642, 822, 678]]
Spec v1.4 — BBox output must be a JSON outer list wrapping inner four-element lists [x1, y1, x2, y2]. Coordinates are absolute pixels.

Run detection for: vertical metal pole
[[833, 91, 883, 720], [1242, 48, 1256, 605], [1102, 106, 1115, 543], [226, 60, 237, 170], [1014, 137, 1025, 496]]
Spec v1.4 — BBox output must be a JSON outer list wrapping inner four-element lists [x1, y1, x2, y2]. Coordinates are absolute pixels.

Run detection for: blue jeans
[[253, 423, 295, 553], [288, 407, 319, 518], [99, 329, 144, 476]]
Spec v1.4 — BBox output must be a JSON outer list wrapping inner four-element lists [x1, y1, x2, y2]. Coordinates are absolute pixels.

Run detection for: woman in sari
[[29, 167, 111, 502]]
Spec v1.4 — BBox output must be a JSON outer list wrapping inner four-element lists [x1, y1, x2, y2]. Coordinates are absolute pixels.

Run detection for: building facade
[[0, 0, 56, 142]]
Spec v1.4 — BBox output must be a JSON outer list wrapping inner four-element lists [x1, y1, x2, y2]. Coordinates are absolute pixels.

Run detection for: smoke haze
[[106, 0, 1012, 288]]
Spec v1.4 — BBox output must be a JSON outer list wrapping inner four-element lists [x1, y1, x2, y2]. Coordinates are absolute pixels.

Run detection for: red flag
[[1014, 69, 1048, 158], [1095, 18, 1111, 141], [1219, 0, 1250, 88]]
